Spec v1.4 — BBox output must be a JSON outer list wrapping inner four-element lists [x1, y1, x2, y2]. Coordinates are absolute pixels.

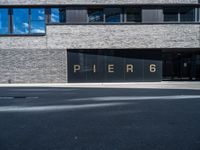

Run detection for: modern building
[[0, 0, 200, 83]]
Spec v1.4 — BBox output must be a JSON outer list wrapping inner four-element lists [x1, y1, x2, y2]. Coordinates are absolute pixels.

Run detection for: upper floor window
[[126, 8, 142, 22], [50, 8, 66, 23], [88, 9, 104, 22], [164, 7, 195, 22], [0, 9, 9, 34], [13, 8, 45, 34], [31, 8, 45, 33], [105, 8, 122, 23], [13, 8, 29, 34], [180, 7, 195, 22], [164, 8, 179, 22]]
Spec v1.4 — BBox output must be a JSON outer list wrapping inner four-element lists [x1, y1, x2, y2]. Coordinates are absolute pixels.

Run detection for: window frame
[[124, 7, 142, 23], [104, 7, 123, 23], [0, 8, 10, 35], [163, 6, 197, 23], [163, 7, 179, 22], [87, 8, 104, 23], [49, 7, 66, 24], [0, 7, 46, 36], [30, 8, 46, 34], [180, 7, 196, 22]]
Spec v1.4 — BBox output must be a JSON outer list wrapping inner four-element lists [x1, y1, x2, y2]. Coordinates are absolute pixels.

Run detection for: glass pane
[[88, 9, 104, 22], [31, 8, 45, 20], [30, 8, 45, 34], [51, 8, 66, 23], [164, 8, 178, 22], [0, 9, 9, 34], [13, 8, 29, 34], [180, 7, 195, 22], [31, 21, 45, 33], [105, 8, 121, 23], [126, 8, 141, 22]]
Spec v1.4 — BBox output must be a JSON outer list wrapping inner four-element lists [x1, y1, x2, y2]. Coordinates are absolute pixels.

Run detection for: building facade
[[0, 0, 200, 83]]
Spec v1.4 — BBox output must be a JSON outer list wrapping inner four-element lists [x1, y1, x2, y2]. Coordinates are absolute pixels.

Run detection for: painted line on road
[[71, 95, 200, 101], [0, 102, 125, 112]]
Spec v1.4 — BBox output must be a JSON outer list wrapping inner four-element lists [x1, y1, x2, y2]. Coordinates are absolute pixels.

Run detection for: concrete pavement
[[0, 81, 199, 90]]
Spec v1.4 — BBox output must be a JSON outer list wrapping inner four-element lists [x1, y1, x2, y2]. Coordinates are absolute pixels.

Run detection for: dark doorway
[[163, 51, 200, 81]]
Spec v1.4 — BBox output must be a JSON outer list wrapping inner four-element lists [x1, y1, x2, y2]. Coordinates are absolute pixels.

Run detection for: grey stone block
[[47, 25, 200, 49], [0, 0, 198, 5], [0, 49, 67, 83]]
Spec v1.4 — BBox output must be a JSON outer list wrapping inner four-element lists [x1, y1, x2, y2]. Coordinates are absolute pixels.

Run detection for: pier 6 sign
[[68, 49, 162, 82]]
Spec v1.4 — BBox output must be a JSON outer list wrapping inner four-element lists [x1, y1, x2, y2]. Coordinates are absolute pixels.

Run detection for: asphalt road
[[0, 87, 200, 150]]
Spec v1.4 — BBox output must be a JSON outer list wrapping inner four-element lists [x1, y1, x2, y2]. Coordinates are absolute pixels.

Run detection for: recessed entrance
[[163, 50, 200, 81]]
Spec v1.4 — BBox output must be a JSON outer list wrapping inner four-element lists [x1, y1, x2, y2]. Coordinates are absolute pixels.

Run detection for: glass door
[[163, 51, 200, 81]]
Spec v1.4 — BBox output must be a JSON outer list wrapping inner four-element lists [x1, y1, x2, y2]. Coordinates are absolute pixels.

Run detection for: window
[[105, 8, 122, 23], [50, 8, 66, 23], [164, 8, 179, 22], [126, 8, 141, 22], [180, 7, 195, 22], [0, 9, 9, 34], [13, 8, 29, 34], [30, 8, 45, 33], [88, 9, 104, 22]]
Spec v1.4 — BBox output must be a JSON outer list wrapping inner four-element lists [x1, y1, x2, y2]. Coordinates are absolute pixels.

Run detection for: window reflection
[[180, 7, 195, 22], [126, 8, 141, 22], [105, 8, 122, 23], [31, 8, 45, 33], [88, 9, 104, 22], [164, 8, 179, 22], [0, 9, 9, 34], [51, 8, 66, 23], [13, 8, 29, 34]]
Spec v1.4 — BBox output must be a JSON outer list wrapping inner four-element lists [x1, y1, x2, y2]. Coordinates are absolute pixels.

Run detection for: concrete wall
[[1, 25, 199, 50], [46, 25, 200, 49], [0, 49, 67, 83], [0, 0, 198, 5]]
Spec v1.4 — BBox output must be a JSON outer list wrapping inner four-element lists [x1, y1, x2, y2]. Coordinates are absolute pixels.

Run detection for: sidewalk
[[0, 82, 199, 90]]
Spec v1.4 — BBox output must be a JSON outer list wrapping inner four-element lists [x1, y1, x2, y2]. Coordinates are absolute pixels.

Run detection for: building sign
[[68, 49, 162, 82]]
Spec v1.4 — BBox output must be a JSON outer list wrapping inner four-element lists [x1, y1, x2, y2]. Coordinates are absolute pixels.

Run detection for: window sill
[[47, 22, 200, 25], [0, 33, 46, 37]]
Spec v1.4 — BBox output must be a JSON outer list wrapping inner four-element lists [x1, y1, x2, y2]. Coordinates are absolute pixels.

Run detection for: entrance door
[[163, 51, 200, 81]]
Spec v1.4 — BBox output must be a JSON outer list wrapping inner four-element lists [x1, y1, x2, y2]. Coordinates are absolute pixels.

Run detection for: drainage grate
[[0, 96, 38, 99]]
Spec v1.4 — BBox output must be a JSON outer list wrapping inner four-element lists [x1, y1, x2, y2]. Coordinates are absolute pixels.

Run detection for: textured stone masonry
[[0, 49, 67, 83], [0, 0, 198, 5], [1, 25, 199, 50]]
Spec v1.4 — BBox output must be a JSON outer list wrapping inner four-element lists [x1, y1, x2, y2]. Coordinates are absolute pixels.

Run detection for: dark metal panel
[[142, 8, 163, 23], [143, 50, 162, 81], [124, 50, 144, 81], [84, 50, 106, 82], [67, 49, 163, 83], [104, 50, 125, 82], [66, 7, 87, 23], [67, 50, 86, 83]]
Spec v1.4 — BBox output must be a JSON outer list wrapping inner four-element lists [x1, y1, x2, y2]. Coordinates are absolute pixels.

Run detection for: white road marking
[[72, 95, 200, 101], [0, 103, 124, 112]]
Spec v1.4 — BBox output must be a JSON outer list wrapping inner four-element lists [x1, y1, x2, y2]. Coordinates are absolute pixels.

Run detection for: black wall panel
[[105, 50, 125, 82], [143, 50, 162, 81], [66, 7, 87, 23], [124, 50, 144, 81], [67, 50, 86, 82], [142, 8, 163, 23], [67, 49, 162, 83]]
